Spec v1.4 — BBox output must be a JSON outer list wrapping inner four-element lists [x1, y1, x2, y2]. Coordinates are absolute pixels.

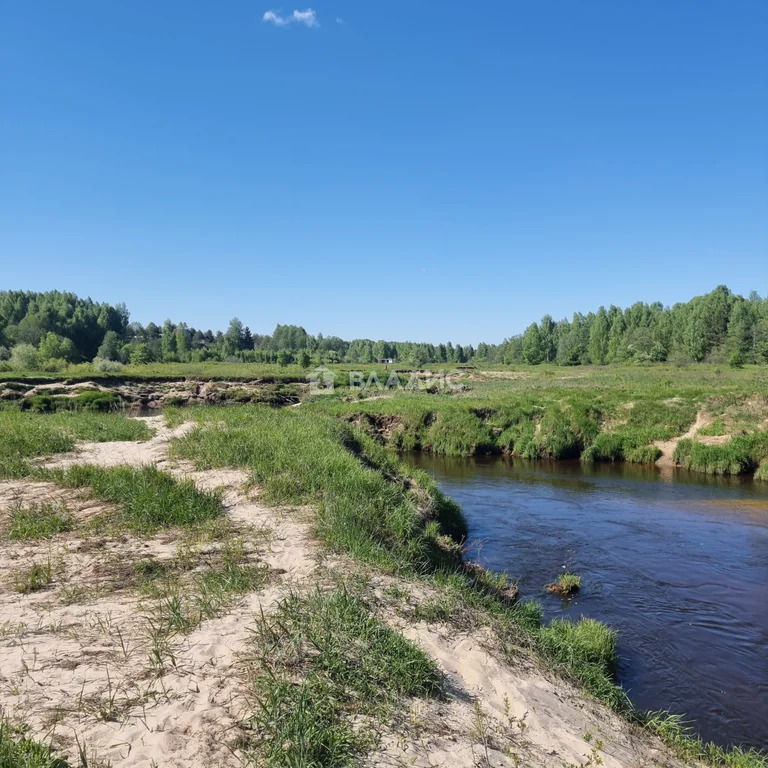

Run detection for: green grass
[[243, 589, 440, 766], [46, 465, 221, 534], [642, 711, 768, 768], [21, 390, 119, 413], [7, 502, 74, 540], [0, 409, 152, 478], [546, 572, 581, 594], [169, 405, 467, 572], [304, 363, 767, 474], [0, 719, 73, 768], [674, 433, 768, 477]]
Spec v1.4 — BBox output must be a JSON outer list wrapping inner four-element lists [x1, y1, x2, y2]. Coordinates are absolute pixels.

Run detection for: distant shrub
[[0, 346, 9, 361], [72, 390, 118, 411], [39, 357, 68, 373], [755, 460, 768, 482], [729, 351, 745, 369], [92, 357, 124, 373], [9, 343, 40, 371]]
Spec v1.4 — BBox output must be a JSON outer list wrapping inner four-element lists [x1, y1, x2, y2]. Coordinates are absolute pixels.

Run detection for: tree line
[[1, 286, 767, 371]]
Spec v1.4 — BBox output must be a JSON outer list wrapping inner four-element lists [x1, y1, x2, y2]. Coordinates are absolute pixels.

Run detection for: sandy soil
[[0, 416, 692, 767]]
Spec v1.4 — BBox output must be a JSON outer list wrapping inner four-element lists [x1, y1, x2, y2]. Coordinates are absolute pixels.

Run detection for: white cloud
[[262, 8, 319, 28]]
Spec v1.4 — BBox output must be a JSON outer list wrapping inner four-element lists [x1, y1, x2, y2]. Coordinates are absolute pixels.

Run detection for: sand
[[0, 415, 694, 767]]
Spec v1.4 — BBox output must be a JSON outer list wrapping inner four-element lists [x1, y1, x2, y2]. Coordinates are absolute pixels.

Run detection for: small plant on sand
[[14, 559, 53, 594], [546, 572, 581, 596], [0, 718, 73, 767]]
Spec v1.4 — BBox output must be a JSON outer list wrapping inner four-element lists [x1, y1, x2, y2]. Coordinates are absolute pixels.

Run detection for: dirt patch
[[0, 378, 303, 411], [654, 409, 712, 469], [345, 412, 404, 442]]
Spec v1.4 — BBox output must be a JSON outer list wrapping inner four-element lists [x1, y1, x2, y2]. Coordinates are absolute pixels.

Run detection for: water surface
[[409, 454, 768, 751]]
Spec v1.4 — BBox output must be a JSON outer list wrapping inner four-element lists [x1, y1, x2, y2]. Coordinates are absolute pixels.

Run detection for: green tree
[[224, 318, 244, 357], [130, 343, 150, 365], [10, 343, 40, 370], [38, 332, 76, 363], [175, 323, 191, 360], [588, 307, 609, 365], [97, 331, 122, 361], [522, 323, 545, 364]]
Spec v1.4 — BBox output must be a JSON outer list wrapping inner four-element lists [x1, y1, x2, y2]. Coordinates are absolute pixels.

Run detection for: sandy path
[[0, 418, 320, 767], [655, 409, 705, 468], [1, 415, 694, 767]]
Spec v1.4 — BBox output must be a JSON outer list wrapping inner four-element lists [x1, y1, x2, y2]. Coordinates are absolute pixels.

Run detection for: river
[[408, 454, 768, 751]]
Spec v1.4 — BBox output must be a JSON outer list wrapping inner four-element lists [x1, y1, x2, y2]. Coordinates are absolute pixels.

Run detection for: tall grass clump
[[674, 434, 768, 476], [48, 465, 221, 533], [539, 617, 626, 710], [244, 589, 440, 766], [642, 712, 768, 768], [170, 406, 467, 572]]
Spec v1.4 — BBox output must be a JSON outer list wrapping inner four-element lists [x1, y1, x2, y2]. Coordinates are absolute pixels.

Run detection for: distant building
[[378, 358, 394, 365]]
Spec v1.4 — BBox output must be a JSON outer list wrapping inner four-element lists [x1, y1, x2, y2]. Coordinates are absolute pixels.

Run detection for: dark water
[[408, 454, 768, 752]]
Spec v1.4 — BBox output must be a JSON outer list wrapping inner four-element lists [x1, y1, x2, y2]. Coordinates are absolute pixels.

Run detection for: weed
[[14, 559, 53, 594]]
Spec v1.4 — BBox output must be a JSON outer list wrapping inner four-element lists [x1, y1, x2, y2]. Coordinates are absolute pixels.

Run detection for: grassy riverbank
[[168, 404, 767, 766], [307, 364, 768, 478]]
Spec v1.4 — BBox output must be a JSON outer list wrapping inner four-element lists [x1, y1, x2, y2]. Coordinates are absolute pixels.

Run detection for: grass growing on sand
[[0, 409, 152, 478], [169, 402, 768, 768], [13, 559, 53, 594], [169, 405, 467, 572], [243, 588, 440, 766], [7, 502, 74, 540], [0, 719, 74, 767], [46, 465, 221, 534]]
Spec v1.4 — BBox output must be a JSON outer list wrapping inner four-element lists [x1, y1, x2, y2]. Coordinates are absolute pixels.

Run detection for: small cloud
[[262, 8, 319, 28], [336, 17, 344, 24]]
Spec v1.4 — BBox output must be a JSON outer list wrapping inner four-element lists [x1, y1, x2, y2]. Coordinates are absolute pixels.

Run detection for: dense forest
[[1, 285, 767, 371]]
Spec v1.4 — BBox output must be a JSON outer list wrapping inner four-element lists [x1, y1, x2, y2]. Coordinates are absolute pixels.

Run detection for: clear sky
[[1, 1, 766, 345]]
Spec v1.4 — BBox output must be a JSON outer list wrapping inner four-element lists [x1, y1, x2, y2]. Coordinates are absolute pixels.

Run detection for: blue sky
[[1, 1, 766, 344]]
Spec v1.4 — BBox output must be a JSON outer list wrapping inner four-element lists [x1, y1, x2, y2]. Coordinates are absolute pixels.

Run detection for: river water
[[408, 454, 768, 751]]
